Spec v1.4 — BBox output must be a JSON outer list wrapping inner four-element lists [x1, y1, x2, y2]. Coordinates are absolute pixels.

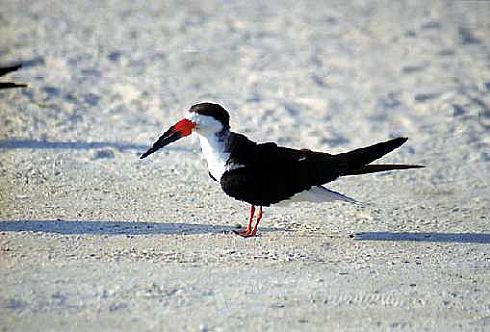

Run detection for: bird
[[140, 102, 423, 237]]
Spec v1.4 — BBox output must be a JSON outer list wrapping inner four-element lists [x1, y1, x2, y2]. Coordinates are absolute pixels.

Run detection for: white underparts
[[275, 186, 357, 207], [198, 132, 230, 182]]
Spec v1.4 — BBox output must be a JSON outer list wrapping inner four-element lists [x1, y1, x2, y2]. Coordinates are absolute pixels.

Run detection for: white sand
[[1, 1, 489, 331]]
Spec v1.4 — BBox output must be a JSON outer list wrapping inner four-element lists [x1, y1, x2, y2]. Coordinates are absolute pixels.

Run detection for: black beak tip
[[139, 149, 152, 159]]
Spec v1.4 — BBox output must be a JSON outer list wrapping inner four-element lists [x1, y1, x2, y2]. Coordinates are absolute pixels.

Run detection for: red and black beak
[[140, 118, 196, 159]]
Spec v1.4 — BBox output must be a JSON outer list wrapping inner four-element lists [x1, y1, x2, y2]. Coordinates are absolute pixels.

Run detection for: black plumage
[[220, 134, 420, 206]]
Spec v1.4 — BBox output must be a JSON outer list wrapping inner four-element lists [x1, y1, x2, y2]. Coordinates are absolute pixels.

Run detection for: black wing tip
[[0, 64, 27, 89], [382, 137, 409, 151], [8, 63, 22, 73], [392, 136, 408, 144], [0, 63, 23, 76]]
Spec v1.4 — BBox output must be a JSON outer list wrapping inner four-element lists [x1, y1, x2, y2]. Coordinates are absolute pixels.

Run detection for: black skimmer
[[141, 103, 423, 237]]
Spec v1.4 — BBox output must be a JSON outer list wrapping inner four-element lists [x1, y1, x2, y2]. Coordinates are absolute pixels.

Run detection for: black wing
[[221, 133, 342, 206], [220, 134, 420, 206]]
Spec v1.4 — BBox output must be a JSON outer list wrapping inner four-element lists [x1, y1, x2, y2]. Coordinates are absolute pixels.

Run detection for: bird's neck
[[197, 129, 231, 181]]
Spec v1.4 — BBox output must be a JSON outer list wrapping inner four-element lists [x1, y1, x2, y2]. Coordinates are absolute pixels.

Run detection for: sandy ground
[[1, 1, 489, 331]]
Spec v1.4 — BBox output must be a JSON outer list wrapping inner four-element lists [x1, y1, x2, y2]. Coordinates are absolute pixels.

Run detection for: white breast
[[198, 134, 230, 181]]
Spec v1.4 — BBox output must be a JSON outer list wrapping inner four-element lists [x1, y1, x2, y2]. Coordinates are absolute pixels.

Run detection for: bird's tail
[[336, 137, 424, 176]]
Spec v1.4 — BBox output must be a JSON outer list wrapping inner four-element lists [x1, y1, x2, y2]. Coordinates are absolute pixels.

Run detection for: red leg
[[246, 205, 256, 233], [236, 206, 263, 238], [234, 205, 255, 236], [249, 206, 262, 236]]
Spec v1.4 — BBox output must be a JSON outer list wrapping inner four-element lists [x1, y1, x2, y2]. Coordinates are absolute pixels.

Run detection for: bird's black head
[[189, 102, 230, 129]]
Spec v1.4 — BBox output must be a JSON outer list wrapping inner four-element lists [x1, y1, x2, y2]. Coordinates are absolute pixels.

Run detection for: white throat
[[197, 131, 230, 181]]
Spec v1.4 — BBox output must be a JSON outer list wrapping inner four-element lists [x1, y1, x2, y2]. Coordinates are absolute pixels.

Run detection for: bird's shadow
[[355, 232, 490, 244], [0, 219, 282, 236]]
